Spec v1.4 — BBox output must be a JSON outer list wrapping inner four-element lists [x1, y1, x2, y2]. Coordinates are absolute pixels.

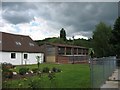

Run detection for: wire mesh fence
[[90, 56, 117, 88]]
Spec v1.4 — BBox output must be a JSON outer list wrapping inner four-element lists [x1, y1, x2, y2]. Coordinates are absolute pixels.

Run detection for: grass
[[3, 63, 91, 88]]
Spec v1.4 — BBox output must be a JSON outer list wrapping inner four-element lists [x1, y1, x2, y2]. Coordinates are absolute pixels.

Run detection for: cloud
[[1, 2, 118, 40], [2, 2, 37, 24]]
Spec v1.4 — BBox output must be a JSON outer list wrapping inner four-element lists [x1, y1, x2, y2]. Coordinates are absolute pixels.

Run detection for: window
[[58, 47, 65, 55], [66, 47, 71, 55], [24, 54, 28, 59], [78, 49, 82, 55], [83, 49, 86, 55], [15, 41, 21, 46], [74, 48, 77, 55], [29, 43, 34, 46], [11, 53, 16, 59]]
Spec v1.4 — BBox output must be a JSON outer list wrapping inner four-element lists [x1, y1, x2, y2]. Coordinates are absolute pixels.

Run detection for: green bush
[[52, 67, 61, 73], [42, 67, 49, 73], [3, 69, 13, 78], [19, 68, 29, 75], [32, 68, 39, 73], [57, 68, 61, 72], [2, 62, 13, 70], [2, 62, 13, 79]]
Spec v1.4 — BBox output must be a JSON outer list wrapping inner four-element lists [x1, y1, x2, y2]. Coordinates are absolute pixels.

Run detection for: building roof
[[44, 43, 88, 49], [0, 32, 42, 53]]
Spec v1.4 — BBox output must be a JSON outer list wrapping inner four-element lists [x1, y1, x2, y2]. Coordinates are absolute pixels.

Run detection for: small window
[[29, 43, 34, 46], [11, 53, 16, 59], [15, 41, 21, 46], [24, 54, 28, 59]]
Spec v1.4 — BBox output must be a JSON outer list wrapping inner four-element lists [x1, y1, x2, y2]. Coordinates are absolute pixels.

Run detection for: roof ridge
[[0, 31, 29, 37]]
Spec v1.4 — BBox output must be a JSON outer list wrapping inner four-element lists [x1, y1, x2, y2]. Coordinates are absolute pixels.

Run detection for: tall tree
[[60, 28, 66, 41], [111, 17, 120, 58], [92, 22, 113, 57]]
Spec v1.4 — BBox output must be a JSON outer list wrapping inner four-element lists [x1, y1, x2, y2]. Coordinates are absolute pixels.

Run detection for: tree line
[[35, 17, 120, 58]]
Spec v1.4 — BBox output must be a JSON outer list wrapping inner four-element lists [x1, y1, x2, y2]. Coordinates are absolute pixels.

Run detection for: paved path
[[101, 69, 120, 89]]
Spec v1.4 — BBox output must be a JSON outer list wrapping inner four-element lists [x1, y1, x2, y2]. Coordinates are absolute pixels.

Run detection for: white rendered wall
[[25, 53, 44, 64], [1, 52, 22, 65], [1, 51, 44, 65]]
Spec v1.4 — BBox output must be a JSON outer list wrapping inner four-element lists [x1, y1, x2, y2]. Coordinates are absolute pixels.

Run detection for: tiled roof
[[0, 32, 42, 53], [45, 43, 88, 49]]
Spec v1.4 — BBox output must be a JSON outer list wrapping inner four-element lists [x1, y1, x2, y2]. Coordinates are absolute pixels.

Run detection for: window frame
[[11, 53, 16, 59], [24, 53, 28, 59]]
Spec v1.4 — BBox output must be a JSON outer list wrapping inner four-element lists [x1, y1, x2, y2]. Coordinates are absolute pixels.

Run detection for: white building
[[0, 32, 44, 65]]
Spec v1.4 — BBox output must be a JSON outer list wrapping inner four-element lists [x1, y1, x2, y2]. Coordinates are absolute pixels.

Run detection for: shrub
[[2, 62, 13, 70], [57, 68, 61, 72], [32, 68, 39, 73], [28, 78, 43, 88], [2, 62, 13, 79], [52, 67, 61, 73], [19, 68, 29, 75], [42, 67, 49, 73], [48, 71, 55, 80], [3, 69, 13, 78]]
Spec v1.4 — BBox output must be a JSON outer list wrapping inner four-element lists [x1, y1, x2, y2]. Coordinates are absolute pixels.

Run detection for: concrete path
[[101, 69, 120, 89]]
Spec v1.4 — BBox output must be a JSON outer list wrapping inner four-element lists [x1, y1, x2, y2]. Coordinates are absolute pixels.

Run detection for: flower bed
[[2, 63, 61, 81]]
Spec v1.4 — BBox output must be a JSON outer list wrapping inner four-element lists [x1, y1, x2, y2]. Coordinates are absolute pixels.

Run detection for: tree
[[60, 28, 66, 41], [111, 17, 120, 58], [92, 22, 113, 57]]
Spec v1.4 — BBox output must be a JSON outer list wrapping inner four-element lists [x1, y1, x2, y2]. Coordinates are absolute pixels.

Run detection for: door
[[22, 53, 29, 65]]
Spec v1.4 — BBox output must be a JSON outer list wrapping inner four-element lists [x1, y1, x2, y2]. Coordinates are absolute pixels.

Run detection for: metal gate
[[90, 56, 116, 88]]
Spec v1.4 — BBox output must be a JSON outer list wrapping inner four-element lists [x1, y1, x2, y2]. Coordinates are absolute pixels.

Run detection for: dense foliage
[[42, 67, 50, 73], [60, 28, 66, 41], [19, 68, 29, 75], [2, 62, 14, 79], [111, 17, 120, 58], [92, 22, 114, 57]]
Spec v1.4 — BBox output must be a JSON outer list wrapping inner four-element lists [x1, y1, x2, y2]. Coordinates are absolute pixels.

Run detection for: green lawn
[[3, 63, 91, 88]]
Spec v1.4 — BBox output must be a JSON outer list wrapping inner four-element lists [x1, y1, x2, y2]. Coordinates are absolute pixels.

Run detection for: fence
[[69, 55, 88, 61], [90, 56, 117, 88]]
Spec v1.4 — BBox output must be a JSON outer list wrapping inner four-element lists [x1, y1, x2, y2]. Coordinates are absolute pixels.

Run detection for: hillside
[[34, 37, 92, 48]]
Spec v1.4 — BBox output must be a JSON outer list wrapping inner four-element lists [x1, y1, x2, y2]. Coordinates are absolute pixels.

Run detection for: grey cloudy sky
[[0, 1, 118, 40]]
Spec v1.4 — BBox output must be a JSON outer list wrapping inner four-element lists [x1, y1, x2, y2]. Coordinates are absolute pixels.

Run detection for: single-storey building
[[40, 43, 89, 64], [0, 32, 44, 65]]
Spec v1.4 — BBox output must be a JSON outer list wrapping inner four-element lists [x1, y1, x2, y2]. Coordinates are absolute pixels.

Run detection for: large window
[[24, 54, 28, 59], [74, 48, 77, 55], [78, 48, 83, 55], [86, 49, 88, 55], [58, 47, 65, 55], [11, 53, 16, 59], [83, 49, 86, 55], [66, 47, 71, 55], [83, 49, 88, 55]]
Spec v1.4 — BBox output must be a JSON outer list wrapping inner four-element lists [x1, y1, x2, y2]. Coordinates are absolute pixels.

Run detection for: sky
[[0, 0, 119, 40]]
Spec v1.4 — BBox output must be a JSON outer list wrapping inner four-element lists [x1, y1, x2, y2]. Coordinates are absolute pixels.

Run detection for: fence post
[[103, 58, 105, 84], [90, 56, 93, 89]]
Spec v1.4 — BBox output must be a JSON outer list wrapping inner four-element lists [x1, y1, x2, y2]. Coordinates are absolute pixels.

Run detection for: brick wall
[[57, 55, 89, 64], [57, 56, 69, 64]]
